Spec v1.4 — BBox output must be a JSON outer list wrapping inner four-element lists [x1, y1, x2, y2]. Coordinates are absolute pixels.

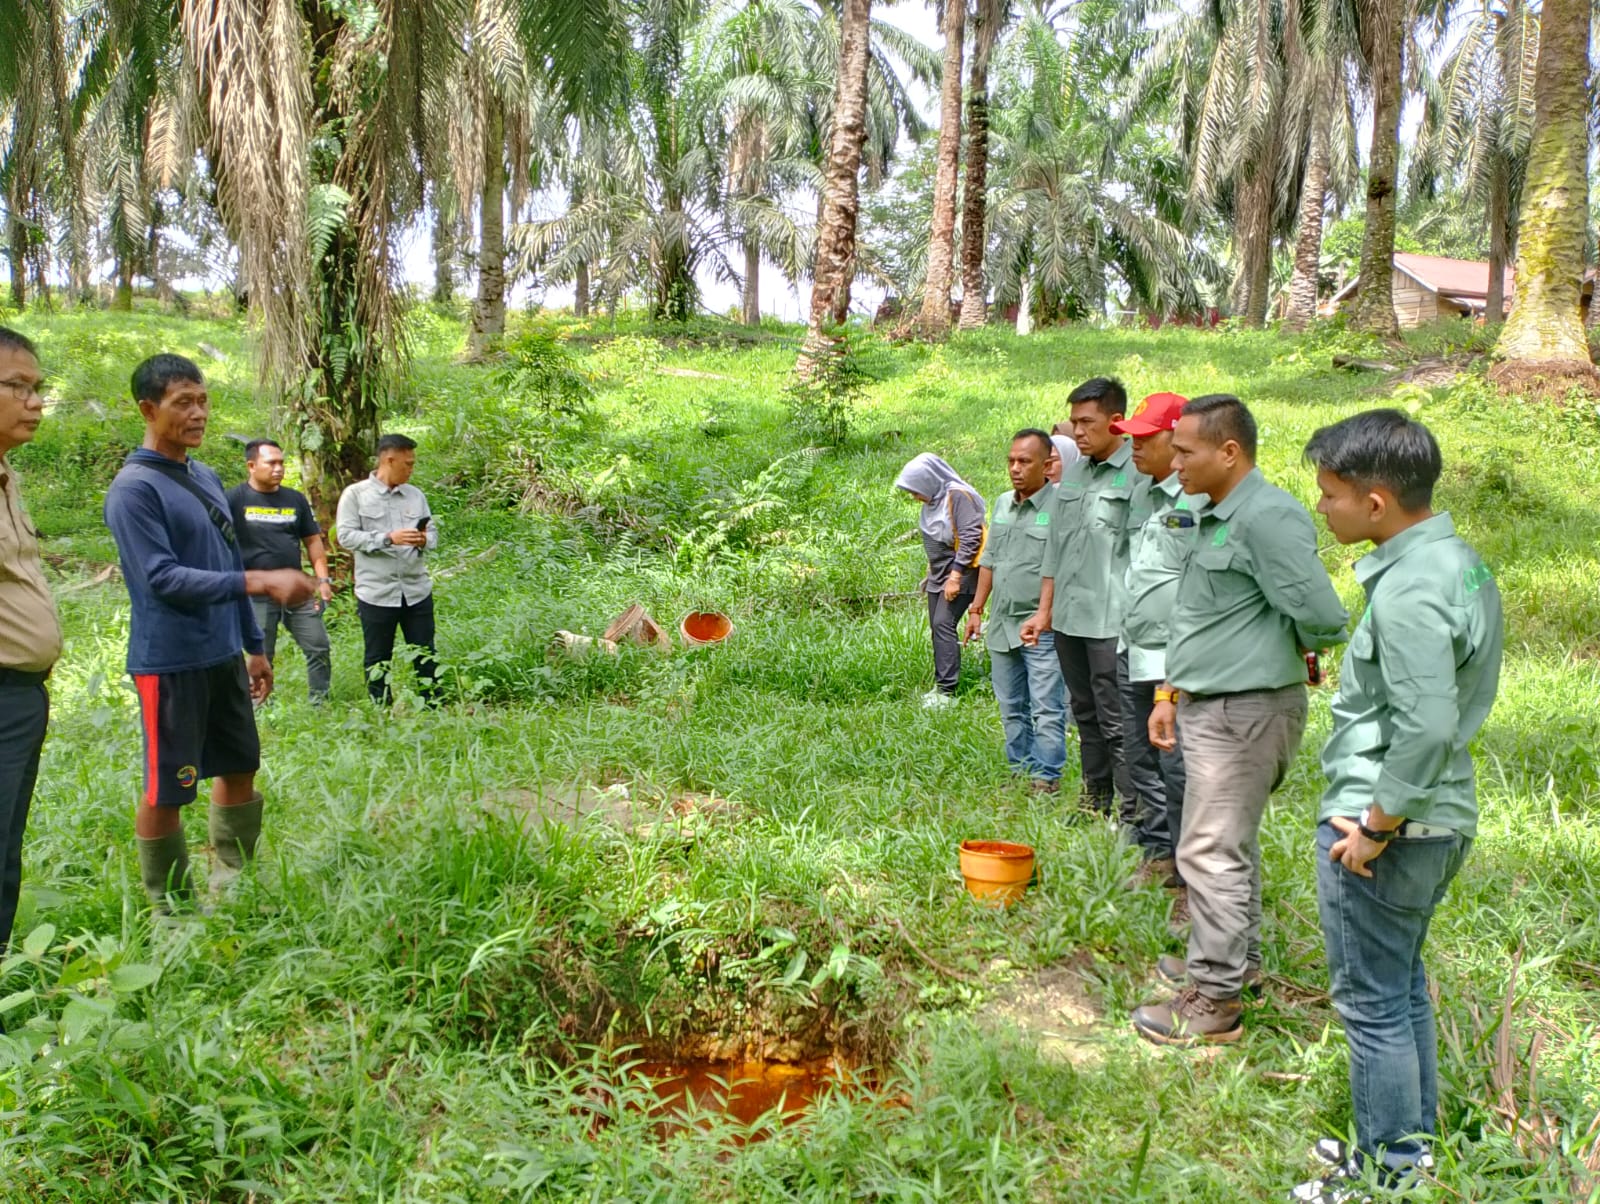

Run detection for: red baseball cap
[[1111, 392, 1189, 436]]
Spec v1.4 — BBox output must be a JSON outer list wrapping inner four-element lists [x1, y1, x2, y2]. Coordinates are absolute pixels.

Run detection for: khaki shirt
[[1043, 440, 1147, 638], [0, 457, 63, 672], [1119, 473, 1202, 683], [335, 475, 437, 606], [1319, 514, 1503, 836], [977, 484, 1055, 652], [1165, 467, 1348, 695]]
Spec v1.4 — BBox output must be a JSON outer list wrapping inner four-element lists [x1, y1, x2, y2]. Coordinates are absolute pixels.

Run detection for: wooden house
[[1331, 253, 1596, 329]]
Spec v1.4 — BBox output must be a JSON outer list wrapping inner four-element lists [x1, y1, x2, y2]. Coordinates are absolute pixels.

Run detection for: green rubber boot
[[208, 792, 263, 895], [137, 832, 193, 913]]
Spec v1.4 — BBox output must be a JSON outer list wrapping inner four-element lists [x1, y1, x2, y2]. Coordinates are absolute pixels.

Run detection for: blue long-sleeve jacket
[[104, 449, 264, 674]]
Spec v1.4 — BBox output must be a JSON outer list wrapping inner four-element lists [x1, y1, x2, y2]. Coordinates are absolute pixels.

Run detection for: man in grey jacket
[[335, 434, 439, 703]]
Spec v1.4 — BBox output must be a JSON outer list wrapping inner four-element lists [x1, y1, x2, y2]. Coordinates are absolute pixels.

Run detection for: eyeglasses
[[0, 380, 45, 402]]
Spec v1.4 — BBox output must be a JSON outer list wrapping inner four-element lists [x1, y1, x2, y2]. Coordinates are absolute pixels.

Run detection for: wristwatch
[[1154, 687, 1180, 704], [1358, 807, 1400, 843], [316, 576, 333, 584]]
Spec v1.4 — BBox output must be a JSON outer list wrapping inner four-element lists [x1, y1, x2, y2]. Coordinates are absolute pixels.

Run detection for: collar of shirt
[[368, 474, 408, 495], [1093, 439, 1133, 474], [1352, 512, 1458, 590], [1204, 465, 1266, 522], [1155, 472, 1183, 502], [1009, 484, 1050, 510]]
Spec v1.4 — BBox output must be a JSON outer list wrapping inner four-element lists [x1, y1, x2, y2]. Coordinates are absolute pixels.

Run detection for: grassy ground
[[4, 303, 1599, 1201]]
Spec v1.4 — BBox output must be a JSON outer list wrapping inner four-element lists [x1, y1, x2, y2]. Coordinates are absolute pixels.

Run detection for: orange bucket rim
[[960, 839, 1035, 859]]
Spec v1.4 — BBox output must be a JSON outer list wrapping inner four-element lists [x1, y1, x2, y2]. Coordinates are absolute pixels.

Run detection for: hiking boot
[[1130, 984, 1243, 1046], [1124, 856, 1178, 890], [1152, 955, 1264, 999], [1029, 778, 1060, 795]]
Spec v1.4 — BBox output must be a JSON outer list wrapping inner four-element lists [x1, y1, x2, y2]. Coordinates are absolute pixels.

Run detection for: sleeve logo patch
[[1463, 564, 1494, 594]]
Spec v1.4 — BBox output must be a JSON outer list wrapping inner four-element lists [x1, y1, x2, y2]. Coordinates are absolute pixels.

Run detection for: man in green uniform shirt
[[1021, 377, 1148, 817], [1132, 394, 1348, 1045], [964, 430, 1067, 789], [1290, 410, 1502, 1202], [1112, 392, 1197, 890]]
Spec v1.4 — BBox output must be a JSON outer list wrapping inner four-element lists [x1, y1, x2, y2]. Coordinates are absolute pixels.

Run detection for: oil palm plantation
[[1411, 0, 1537, 325]]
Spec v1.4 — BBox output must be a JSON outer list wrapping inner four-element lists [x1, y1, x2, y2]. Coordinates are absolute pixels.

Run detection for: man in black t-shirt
[[226, 440, 334, 702]]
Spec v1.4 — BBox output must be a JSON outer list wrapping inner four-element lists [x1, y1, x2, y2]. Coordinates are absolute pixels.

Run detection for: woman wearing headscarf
[[1046, 431, 1081, 485], [895, 453, 986, 709]]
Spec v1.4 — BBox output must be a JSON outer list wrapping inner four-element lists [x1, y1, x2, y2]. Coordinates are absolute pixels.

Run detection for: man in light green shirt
[[1291, 410, 1502, 1199], [1021, 377, 1148, 817], [1132, 394, 1347, 1047], [1110, 392, 1199, 889], [964, 430, 1067, 789]]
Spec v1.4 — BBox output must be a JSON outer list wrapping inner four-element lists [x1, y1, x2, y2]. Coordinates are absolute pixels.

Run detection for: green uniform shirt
[[1319, 513, 1503, 837], [1120, 473, 1203, 683], [1043, 440, 1147, 638], [1165, 467, 1348, 695], [978, 483, 1056, 652]]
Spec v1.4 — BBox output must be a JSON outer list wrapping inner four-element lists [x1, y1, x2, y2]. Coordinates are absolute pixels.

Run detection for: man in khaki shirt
[[0, 327, 63, 955]]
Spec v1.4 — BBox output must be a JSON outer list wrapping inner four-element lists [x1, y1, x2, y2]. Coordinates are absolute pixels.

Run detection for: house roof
[[1391, 253, 1514, 300]]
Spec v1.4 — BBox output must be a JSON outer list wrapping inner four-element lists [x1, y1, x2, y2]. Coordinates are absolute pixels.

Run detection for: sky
[[396, 3, 945, 323]]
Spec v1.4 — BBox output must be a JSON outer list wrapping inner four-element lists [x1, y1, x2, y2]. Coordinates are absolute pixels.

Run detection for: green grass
[[3, 304, 1599, 1201]]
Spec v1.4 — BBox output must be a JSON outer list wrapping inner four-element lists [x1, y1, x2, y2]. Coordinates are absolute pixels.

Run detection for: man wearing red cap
[[1112, 393, 1196, 901]]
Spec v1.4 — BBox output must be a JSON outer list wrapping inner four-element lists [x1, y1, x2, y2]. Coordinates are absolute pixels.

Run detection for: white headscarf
[[895, 453, 985, 546], [1050, 434, 1081, 472]]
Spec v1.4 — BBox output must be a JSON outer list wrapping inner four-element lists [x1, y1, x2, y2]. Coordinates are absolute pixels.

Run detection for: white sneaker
[[920, 689, 955, 711]]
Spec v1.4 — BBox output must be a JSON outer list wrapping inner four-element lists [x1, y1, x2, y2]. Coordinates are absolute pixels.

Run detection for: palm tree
[[1282, 0, 1361, 332], [1350, 0, 1404, 335], [984, 2, 1219, 323], [802, 0, 873, 367], [1490, 0, 1594, 383], [958, 0, 1011, 329], [913, 0, 965, 337], [1411, 0, 1536, 324]]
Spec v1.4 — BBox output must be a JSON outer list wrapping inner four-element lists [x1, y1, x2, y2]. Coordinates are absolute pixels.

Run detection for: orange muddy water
[[635, 1058, 849, 1134]]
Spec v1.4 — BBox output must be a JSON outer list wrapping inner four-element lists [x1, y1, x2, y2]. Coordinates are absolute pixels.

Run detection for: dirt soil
[[976, 963, 1106, 1067]]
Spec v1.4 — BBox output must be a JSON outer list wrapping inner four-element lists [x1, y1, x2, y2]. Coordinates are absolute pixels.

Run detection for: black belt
[[0, 667, 51, 687]]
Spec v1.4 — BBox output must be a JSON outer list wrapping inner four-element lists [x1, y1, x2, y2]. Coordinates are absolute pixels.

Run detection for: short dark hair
[[1067, 377, 1128, 418], [132, 354, 203, 404], [1011, 428, 1053, 457], [1303, 409, 1441, 511], [245, 439, 282, 462], [0, 327, 38, 358], [1181, 394, 1257, 459], [376, 433, 417, 455]]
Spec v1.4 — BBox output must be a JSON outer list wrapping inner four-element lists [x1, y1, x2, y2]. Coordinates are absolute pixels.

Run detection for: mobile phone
[[1305, 651, 1323, 686], [416, 516, 430, 531]]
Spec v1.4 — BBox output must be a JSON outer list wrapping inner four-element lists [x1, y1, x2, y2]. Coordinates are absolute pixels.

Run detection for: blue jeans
[[988, 634, 1067, 781], [1316, 820, 1470, 1173]]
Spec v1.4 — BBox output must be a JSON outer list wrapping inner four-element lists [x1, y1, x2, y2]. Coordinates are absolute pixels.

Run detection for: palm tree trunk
[[112, 254, 135, 311], [800, 0, 872, 371], [5, 210, 25, 310], [1235, 157, 1276, 327], [914, 0, 965, 338], [1352, 0, 1403, 336], [469, 94, 507, 357], [431, 202, 455, 303], [958, 5, 997, 331], [1485, 149, 1509, 321], [742, 233, 761, 326], [574, 259, 590, 318], [1016, 270, 1034, 335], [1492, 0, 1593, 378], [1283, 92, 1331, 332]]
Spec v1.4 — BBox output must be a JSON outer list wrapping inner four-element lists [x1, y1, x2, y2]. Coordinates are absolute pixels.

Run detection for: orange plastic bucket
[[680, 611, 733, 646], [958, 840, 1036, 907]]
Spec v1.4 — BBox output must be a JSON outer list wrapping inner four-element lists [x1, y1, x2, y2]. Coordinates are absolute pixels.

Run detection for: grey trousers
[[251, 596, 332, 701], [0, 683, 47, 954], [927, 588, 975, 694], [1177, 683, 1307, 997]]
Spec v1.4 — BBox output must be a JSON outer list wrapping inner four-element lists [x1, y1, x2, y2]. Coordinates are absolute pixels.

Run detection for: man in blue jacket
[[104, 354, 317, 910]]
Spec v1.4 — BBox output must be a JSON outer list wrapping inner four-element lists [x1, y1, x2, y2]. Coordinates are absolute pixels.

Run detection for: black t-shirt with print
[[226, 483, 321, 571]]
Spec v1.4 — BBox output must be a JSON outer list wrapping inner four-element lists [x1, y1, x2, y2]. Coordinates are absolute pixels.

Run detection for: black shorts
[[133, 659, 261, 806]]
